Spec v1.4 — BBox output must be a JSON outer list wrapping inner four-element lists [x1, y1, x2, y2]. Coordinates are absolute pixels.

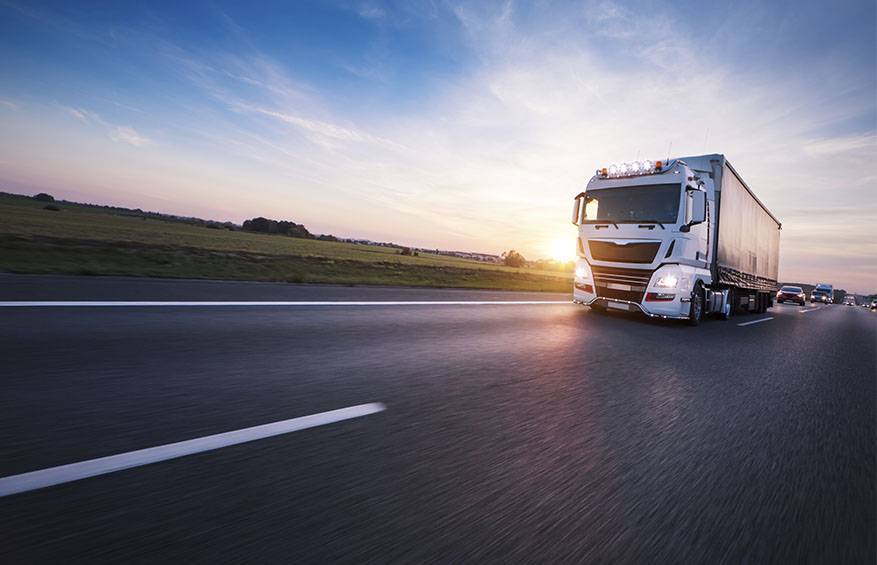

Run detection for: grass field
[[0, 194, 572, 292]]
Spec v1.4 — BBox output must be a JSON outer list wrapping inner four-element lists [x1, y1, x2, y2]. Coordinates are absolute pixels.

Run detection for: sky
[[0, 0, 874, 291]]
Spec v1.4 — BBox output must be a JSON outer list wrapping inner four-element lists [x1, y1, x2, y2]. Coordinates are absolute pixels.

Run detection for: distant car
[[811, 283, 833, 303], [810, 290, 832, 304], [870, 300, 877, 311], [776, 286, 806, 306], [843, 295, 857, 306]]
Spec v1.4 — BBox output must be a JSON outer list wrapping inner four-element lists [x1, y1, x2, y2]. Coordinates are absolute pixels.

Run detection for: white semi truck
[[571, 154, 781, 325]]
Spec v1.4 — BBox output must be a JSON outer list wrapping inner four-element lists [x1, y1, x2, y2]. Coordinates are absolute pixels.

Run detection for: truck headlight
[[574, 260, 591, 281], [655, 274, 678, 288]]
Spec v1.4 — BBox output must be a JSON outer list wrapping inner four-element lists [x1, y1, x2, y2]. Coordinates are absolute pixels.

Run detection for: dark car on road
[[810, 289, 832, 303], [776, 286, 806, 306]]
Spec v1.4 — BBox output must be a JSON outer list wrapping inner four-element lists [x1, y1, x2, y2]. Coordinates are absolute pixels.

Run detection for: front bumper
[[573, 263, 700, 320], [573, 287, 690, 320]]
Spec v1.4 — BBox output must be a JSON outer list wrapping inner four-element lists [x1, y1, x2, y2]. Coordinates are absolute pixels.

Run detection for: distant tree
[[317, 234, 339, 242], [34, 193, 55, 202], [501, 249, 526, 268], [242, 216, 313, 239], [43, 204, 60, 211], [399, 247, 414, 256]]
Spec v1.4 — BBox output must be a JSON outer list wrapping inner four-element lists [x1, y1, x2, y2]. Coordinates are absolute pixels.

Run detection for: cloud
[[62, 105, 150, 146], [65, 106, 93, 122], [254, 107, 368, 142], [109, 126, 151, 146], [357, 3, 386, 20], [0, 98, 19, 110], [803, 134, 877, 157]]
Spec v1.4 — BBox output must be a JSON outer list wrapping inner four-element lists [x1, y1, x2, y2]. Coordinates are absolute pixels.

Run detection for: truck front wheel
[[687, 282, 704, 326]]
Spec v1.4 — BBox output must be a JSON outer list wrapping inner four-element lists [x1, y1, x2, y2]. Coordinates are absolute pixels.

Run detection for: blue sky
[[0, 0, 874, 289]]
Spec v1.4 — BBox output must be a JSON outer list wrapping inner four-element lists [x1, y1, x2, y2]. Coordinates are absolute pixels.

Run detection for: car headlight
[[655, 274, 678, 288]]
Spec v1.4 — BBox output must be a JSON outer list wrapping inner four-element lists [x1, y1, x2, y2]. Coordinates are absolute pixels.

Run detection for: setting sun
[[548, 236, 577, 263]]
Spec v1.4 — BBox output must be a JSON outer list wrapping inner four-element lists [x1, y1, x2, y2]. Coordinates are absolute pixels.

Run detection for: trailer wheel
[[687, 282, 704, 326], [757, 293, 767, 313]]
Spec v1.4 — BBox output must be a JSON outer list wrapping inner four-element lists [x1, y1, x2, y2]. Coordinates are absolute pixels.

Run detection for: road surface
[[1, 274, 874, 562]]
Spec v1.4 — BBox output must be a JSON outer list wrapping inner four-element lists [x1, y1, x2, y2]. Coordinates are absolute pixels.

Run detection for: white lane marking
[[737, 317, 774, 327], [0, 403, 385, 498], [0, 300, 569, 307], [799, 308, 819, 313]]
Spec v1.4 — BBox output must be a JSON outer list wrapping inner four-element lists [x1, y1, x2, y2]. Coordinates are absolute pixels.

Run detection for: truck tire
[[687, 282, 704, 326]]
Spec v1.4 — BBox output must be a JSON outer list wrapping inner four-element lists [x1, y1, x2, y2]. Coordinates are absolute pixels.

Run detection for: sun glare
[[548, 237, 576, 263]]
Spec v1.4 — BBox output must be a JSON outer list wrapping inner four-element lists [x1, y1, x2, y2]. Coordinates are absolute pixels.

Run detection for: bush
[[399, 247, 414, 256], [43, 204, 61, 211], [34, 193, 55, 202], [501, 250, 526, 268]]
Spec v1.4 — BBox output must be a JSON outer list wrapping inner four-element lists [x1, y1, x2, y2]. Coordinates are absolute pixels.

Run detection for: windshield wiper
[[636, 221, 665, 229]]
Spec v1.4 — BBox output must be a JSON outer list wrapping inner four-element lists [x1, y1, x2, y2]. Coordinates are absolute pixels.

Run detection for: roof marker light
[[598, 159, 663, 178]]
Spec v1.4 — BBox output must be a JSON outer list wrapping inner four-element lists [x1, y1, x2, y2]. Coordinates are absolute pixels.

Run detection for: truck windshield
[[584, 184, 681, 224]]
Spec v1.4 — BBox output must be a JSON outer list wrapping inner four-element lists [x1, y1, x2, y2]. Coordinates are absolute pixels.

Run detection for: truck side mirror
[[691, 190, 706, 224], [679, 188, 706, 232], [684, 189, 706, 229], [572, 195, 584, 225]]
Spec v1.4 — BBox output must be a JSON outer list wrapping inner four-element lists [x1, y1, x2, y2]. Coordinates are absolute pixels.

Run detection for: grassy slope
[[0, 195, 571, 292]]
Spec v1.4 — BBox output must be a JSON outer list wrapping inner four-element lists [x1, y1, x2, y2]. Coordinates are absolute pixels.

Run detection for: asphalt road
[[1, 274, 874, 563]]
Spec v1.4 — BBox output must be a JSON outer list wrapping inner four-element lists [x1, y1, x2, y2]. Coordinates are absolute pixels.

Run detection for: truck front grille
[[591, 265, 652, 303], [589, 240, 660, 264]]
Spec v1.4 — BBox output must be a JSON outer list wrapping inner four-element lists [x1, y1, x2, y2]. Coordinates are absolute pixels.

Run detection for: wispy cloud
[[109, 126, 151, 147], [62, 105, 150, 146], [803, 134, 877, 157], [357, 3, 386, 20]]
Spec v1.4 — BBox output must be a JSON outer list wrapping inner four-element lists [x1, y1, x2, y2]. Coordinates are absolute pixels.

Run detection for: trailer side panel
[[716, 162, 780, 291]]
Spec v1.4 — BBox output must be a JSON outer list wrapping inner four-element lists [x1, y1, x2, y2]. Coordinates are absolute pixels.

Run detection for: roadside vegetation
[[0, 193, 572, 292]]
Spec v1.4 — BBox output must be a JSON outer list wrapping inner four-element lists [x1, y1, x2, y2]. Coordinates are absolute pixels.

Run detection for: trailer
[[571, 154, 781, 325]]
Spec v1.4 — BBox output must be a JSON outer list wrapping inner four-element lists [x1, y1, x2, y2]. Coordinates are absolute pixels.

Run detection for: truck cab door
[[684, 188, 710, 267]]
